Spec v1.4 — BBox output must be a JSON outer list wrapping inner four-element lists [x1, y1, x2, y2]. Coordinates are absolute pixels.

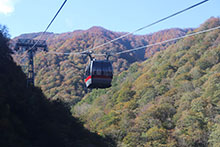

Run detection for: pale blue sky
[[0, 0, 219, 38]]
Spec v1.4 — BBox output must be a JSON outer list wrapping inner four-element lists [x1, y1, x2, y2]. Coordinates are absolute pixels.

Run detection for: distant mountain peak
[[87, 26, 108, 32]]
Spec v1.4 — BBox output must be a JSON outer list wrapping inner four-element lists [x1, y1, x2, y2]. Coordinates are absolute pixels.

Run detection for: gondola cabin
[[85, 59, 113, 88]]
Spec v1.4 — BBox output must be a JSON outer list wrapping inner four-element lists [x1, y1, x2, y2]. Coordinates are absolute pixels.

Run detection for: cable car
[[84, 53, 113, 89]]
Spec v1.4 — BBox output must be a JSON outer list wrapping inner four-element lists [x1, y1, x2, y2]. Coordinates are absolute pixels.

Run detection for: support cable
[[47, 25, 220, 56], [27, 0, 67, 52], [78, 0, 209, 54], [115, 26, 220, 55]]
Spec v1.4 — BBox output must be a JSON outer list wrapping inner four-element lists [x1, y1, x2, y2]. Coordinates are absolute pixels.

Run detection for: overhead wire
[[47, 25, 220, 56], [21, 0, 210, 57], [30, 0, 209, 56], [115, 25, 220, 55], [76, 0, 209, 54], [16, 0, 67, 70], [27, 0, 67, 52]]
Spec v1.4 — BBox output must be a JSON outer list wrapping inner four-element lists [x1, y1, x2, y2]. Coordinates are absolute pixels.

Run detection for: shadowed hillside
[[0, 25, 114, 147]]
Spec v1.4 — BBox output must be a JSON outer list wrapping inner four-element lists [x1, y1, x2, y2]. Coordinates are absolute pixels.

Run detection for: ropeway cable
[[76, 0, 209, 54], [47, 25, 220, 56], [27, 0, 67, 52], [25, 0, 209, 56], [115, 25, 220, 55]]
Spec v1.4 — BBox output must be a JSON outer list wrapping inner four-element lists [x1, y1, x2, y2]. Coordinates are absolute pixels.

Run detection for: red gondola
[[84, 53, 113, 88]]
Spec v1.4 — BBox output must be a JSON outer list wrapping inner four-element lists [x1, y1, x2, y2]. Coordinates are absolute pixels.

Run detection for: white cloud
[[0, 0, 16, 15]]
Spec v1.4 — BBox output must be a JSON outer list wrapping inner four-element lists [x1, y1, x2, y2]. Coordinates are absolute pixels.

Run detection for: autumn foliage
[[73, 17, 220, 147]]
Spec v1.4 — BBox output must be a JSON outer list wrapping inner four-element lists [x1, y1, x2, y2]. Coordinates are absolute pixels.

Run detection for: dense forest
[[73, 17, 220, 146], [0, 25, 114, 147]]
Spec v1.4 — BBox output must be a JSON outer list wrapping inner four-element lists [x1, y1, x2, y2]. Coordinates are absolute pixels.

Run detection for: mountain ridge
[[13, 26, 192, 58]]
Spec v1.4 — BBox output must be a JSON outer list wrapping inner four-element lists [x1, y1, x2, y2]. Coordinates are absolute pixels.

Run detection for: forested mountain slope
[[0, 25, 114, 147], [12, 26, 190, 103], [73, 17, 220, 147]]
